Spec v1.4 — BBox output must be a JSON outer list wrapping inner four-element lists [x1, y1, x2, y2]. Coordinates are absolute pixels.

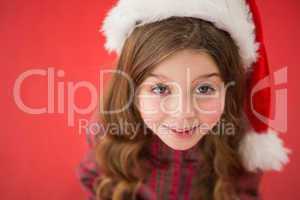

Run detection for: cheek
[[196, 98, 224, 112], [195, 98, 225, 126], [199, 110, 222, 125], [137, 96, 165, 125]]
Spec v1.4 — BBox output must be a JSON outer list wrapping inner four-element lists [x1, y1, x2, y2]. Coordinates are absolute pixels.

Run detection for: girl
[[77, 0, 290, 200]]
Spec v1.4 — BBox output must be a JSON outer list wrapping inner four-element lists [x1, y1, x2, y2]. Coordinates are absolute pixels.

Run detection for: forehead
[[149, 49, 221, 81]]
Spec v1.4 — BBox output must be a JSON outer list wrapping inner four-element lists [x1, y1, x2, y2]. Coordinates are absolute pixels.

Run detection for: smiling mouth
[[164, 125, 201, 134]]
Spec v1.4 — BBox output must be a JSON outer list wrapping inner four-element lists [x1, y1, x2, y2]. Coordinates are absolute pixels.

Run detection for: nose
[[172, 93, 196, 119]]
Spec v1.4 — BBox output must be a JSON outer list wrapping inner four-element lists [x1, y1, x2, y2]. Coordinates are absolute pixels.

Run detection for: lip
[[164, 124, 201, 137], [171, 126, 199, 133]]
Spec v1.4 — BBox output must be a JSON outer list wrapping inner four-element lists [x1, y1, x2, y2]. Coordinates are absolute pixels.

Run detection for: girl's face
[[136, 49, 226, 150]]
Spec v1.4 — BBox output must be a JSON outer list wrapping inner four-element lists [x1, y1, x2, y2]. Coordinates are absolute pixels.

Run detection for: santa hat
[[99, 0, 290, 172]]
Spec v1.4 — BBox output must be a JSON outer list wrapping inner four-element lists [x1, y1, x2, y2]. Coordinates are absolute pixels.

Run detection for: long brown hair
[[94, 16, 248, 200]]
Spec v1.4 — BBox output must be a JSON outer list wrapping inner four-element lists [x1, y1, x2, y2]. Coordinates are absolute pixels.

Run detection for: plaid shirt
[[76, 134, 263, 200]]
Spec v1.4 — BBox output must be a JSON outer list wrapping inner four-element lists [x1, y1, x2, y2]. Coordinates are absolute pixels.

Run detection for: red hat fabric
[[244, 0, 271, 133]]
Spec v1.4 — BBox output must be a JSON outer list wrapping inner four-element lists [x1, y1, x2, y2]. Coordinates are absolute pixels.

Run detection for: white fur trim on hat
[[239, 129, 291, 172], [100, 0, 259, 69]]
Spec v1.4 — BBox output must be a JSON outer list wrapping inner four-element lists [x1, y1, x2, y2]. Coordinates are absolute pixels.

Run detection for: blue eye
[[195, 84, 216, 95], [151, 84, 169, 95]]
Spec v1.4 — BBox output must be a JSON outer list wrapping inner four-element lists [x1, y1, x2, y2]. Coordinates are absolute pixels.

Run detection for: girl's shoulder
[[76, 147, 99, 200], [236, 169, 264, 199], [76, 115, 103, 200]]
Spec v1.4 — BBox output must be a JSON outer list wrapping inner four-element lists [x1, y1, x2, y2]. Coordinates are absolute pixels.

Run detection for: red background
[[1, 0, 299, 199]]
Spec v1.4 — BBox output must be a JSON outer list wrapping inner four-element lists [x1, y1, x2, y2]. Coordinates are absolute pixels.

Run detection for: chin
[[162, 138, 199, 151], [169, 144, 194, 151], [156, 129, 205, 151]]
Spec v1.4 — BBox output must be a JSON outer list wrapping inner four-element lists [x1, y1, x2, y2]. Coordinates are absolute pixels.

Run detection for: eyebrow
[[148, 72, 221, 81]]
